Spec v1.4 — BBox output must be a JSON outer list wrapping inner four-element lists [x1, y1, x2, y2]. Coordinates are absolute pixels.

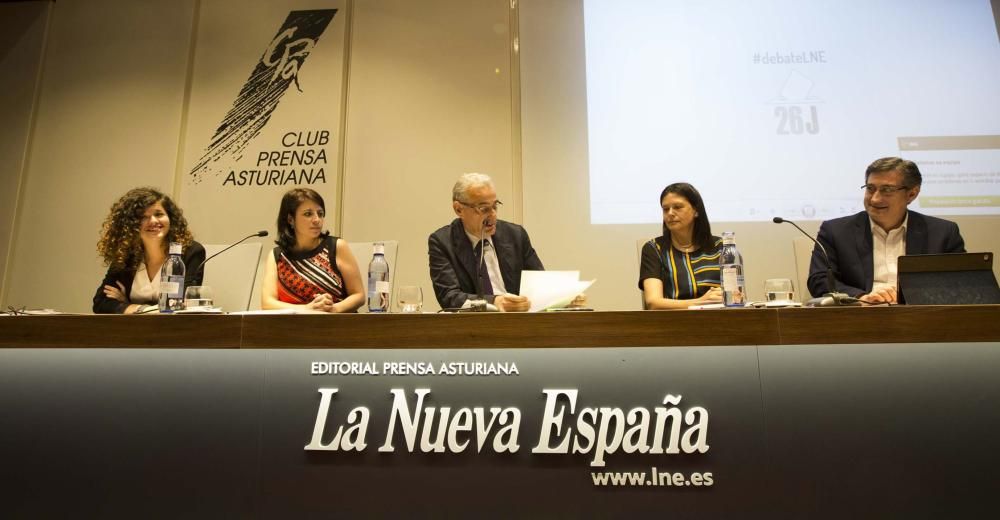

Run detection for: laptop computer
[[897, 252, 1000, 305]]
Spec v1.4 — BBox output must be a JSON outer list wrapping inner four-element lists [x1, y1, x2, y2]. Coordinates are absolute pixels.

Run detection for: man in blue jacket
[[808, 157, 965, 303]]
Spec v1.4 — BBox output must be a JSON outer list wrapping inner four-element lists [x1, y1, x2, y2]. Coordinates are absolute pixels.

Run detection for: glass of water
[[764, 279, 795, 303], [184, 285, 214, 310], [397, 286, 423, 313]]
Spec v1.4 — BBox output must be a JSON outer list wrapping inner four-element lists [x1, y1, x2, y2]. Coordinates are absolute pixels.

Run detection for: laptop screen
[[897, 253, 1000, 305]]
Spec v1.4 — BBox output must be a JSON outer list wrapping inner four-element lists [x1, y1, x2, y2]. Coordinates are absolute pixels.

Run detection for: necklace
[[672, 241, 695, 252]]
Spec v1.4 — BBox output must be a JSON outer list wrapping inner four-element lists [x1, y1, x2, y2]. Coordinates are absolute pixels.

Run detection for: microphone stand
[[773, 217, 860, 307], [189, 230, 269, 277]]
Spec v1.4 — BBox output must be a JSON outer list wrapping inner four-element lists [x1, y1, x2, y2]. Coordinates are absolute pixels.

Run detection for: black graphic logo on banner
[[189, 9, 337, 184]]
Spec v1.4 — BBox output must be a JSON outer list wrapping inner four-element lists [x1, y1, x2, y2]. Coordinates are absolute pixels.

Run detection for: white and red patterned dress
[[274, 236, 347, 304]]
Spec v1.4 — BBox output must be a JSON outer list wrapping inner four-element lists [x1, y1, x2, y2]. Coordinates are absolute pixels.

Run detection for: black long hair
[[275, 188, 330, 250], [659, 183, 713, 251]]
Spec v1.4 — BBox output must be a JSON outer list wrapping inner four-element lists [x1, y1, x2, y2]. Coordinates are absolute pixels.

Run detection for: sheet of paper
[[230, 309, 302, 315], [519, 270, 595, 312]]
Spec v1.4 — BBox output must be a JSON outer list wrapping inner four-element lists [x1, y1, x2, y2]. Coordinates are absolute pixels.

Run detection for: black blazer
[[92, 241, 206, 313], [428, 219, 544, 309], [807, 211, 965, 297]]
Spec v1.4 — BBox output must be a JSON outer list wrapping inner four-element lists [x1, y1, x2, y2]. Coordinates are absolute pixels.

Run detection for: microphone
[[191, 230, 268, 276], [772, 217, 859, 307]]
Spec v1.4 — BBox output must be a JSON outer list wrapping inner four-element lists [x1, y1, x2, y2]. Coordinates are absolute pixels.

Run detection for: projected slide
[[584, 0, 1000, 223]]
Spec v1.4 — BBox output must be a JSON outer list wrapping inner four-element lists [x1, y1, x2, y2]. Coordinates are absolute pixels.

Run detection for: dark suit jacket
[[428, 219, 544, 309], [807, 211, 965, 297], [92, 241, 206, 313]]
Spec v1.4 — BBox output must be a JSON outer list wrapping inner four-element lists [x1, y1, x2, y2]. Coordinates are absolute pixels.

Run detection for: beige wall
[[342, 0, 515, 309], [520, 0, 647, 311], [2, 0, 998, 312], [3, 0, 196, 311], [0, 2, 49, 304]]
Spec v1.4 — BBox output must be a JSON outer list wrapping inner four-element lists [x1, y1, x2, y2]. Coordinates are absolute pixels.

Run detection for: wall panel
[[341, 0, 515, 311], [178, 0, 348, 250], [0, 2, 49, 306], [5, 0, 197, 312]]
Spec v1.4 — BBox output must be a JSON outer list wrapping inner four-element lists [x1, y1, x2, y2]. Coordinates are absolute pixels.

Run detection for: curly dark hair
[[659, 182, 714, 251], [275, 188, 330, 250], [96, 187, 194, 271]]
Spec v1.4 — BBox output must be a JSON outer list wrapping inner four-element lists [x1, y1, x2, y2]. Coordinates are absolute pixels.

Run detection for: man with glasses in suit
[[807, 157, 965, 303], [428, 172, 544, 311]]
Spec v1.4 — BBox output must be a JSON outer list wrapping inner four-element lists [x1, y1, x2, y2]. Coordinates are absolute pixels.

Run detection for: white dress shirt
[[870, 214, 907, 294], [130, 263, 161, 305], [466, 231, 508, 295]]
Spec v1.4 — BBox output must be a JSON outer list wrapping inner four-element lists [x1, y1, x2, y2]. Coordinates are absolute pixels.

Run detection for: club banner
[[178, 1, 346, 241]]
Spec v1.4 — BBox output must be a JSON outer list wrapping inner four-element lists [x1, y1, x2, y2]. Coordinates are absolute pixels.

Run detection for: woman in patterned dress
[[261, 188, 364, 312]]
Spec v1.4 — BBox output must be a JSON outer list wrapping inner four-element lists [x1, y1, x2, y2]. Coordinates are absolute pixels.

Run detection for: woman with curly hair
[[93, 187, 205, 314], [260, 188, 364, 313]]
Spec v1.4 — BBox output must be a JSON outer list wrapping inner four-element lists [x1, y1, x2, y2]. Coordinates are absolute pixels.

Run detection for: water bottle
[[158, 242, 186, 313], [367, 242, 390, 312], [720, 231, 746, 307]]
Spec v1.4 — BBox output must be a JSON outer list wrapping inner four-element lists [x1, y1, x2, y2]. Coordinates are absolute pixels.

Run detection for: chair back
[[201, 243, 263, 312], [792, 237, 814, 299], [636, 238, 651, 309]]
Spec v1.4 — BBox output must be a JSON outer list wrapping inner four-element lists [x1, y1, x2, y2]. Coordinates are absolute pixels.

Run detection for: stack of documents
[[519, 271, 595, 312]]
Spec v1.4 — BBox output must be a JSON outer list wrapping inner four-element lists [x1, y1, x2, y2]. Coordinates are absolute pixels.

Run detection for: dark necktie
[[474, 240, 494, 295]]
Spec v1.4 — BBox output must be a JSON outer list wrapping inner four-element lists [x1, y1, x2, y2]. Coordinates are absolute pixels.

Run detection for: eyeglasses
[[458, 200, 503, 215], [862, 184, 910, 195]]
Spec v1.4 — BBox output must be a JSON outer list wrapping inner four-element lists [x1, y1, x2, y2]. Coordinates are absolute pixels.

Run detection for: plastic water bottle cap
[[169, 242, 182, 255], [373, 243, 385, 255]]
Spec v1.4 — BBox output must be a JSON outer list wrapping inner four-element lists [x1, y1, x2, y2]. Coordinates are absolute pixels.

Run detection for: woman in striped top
[[639, 183, 723, 309], [261, 188, 365, 313]]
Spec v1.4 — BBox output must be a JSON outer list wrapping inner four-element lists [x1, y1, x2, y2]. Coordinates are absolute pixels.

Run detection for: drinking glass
[[763, 279, 795, 303], [184, 285, 215, 310], [397, 286, 423, 313]]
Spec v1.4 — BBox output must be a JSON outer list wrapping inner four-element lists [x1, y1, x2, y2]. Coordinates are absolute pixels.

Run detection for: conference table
[[2, 306, 998, 517]]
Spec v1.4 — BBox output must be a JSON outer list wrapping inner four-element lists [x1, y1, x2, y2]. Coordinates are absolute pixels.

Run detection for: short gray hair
[[452, 172, 494, 203]]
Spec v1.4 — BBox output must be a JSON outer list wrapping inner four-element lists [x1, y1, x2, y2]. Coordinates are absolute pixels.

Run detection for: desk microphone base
[[805, 292, 862, 307]]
